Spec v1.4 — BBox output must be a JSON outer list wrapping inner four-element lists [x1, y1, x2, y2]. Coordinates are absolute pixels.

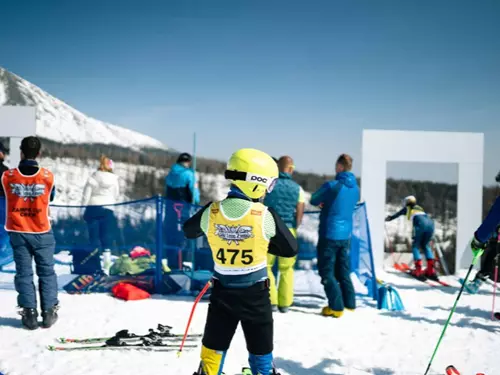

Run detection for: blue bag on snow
[[377, 284, 404, 311]]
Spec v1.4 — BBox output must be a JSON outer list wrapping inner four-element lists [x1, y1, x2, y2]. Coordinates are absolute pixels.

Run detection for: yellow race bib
[[206, 201, 269, 276], [407, 205, 425, 220]]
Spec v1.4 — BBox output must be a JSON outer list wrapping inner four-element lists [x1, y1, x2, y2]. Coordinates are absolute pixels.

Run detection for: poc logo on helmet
[[250, 175, 268, 183]]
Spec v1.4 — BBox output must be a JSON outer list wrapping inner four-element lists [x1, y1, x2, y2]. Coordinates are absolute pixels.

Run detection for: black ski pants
[[202, 279, 273, 355]]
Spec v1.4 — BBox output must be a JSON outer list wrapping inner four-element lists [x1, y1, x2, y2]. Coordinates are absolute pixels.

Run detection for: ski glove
[[385, 215, 391, 222], [470, 235, 486, 258]]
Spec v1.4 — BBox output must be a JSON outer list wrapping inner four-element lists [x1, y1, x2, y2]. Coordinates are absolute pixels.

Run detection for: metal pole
[[155, 195, 164, 293], [192, 132, 197, 183], [190, 132, 197, 289]]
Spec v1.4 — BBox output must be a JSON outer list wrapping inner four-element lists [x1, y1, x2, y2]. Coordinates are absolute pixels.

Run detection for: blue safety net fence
[[0, 197, 377, 299]]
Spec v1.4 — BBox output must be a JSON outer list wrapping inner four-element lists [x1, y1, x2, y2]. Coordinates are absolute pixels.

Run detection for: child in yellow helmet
[[183, 148, 298, 375]]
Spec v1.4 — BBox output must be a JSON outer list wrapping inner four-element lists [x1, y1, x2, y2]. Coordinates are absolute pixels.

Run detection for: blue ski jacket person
[[164, 153, 200, 269], [165, 153, 200, 205], [310, 154, 360, 318], [310, 171, 359, 241]]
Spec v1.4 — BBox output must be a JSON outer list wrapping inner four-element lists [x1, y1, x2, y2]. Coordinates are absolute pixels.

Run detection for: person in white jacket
[[82, 155, 120, 273]]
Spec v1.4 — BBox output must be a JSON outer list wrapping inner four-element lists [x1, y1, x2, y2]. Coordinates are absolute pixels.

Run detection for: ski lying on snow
[[58, 333, 200, 344], [58, 324, 202, 344], [48, 336, 199, 352], [47, 344, 196, 352]]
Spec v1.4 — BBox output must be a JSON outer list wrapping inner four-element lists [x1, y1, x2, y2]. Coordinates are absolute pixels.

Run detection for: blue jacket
[[475, 196, 500, 243], [165, 163, 200, 204], [310, 171, 360, 240], [264, 172, 301, 228]]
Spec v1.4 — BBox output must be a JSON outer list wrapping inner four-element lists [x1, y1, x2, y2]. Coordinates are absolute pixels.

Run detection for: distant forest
[[1, 137, 498, 221]]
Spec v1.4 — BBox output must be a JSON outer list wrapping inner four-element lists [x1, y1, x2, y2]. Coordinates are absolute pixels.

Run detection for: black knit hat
[[177, 152, 192, 163], [496, 170, 500, 183]]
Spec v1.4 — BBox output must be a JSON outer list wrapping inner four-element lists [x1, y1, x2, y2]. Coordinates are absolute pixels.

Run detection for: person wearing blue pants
[[82, 155, 120, 274], [310, 154, 360, 318], [1, 137, 58, 330], [164, 153, 200, 269], [386, 196, 437, 280]]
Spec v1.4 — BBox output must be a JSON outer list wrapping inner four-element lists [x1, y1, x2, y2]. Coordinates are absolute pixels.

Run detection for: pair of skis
[[403, 269, 451, 287], [48, 324, 202, 352]]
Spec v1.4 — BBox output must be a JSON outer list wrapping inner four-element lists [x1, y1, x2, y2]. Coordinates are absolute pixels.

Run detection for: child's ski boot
[[409, 260, 426, 281], [425, 259, 439, 281], [461, 272, 487, 294]]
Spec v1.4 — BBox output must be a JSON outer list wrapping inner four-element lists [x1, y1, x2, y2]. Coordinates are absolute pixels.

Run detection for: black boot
[[19, 308, 38, 330], [41, 304, 59, 328]]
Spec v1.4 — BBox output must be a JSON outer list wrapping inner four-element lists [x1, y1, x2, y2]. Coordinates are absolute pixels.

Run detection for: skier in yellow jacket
[[183, 148, 297, 375]]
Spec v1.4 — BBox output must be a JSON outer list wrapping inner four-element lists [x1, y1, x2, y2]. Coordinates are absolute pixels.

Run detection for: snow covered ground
[[0, 252, 498, 375]]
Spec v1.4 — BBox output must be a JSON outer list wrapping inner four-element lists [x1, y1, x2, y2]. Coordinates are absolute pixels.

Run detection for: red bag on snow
[[112, 282, 151, 301]]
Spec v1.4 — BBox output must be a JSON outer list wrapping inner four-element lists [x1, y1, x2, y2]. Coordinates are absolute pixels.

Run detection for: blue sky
[[1, 0, 499, 185]]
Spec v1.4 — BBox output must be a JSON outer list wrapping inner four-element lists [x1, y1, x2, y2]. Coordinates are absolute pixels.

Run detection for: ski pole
[[177, 280, 212, 356], [492, 254, 498, 321], [423, 253, 481, 375]]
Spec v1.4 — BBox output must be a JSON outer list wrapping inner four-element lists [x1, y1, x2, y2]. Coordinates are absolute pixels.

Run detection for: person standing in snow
[[81, 155, 120, 274], [165, 152, 200, 205], [263, 155, 305, 313], [183, 148, 297, 375], [385, 196, 437, 280], [310, 153, 360, 318], [164, 152, 200, 269], [1, 136, 58, 330]]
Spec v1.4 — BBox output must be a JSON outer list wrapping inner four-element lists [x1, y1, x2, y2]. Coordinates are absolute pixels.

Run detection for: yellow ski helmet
[[403, 195, 417, 206], [224, 148, 279, 199]]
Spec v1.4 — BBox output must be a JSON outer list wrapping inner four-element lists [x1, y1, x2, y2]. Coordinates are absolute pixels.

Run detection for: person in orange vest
[[1, 136, 58, 330]]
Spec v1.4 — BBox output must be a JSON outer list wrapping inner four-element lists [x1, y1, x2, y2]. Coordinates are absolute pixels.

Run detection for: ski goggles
[[225, 170, 278, 193]]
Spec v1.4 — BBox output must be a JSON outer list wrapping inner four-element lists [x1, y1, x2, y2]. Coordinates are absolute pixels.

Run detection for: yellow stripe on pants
[[268, 227, 297, 308]]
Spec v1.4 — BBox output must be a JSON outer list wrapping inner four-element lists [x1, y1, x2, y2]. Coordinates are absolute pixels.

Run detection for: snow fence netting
[[0, 198, 377, 300]]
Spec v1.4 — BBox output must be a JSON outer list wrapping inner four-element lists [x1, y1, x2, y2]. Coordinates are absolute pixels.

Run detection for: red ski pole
[[492, 260, 498, 320], [177, 280, 212, 356]]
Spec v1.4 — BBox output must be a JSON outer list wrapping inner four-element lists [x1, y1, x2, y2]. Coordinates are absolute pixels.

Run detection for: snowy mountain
[[0, 67, 166, 151]]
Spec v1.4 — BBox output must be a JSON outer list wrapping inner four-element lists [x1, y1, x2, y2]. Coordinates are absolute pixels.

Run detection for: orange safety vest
[[1, 167, 54, 233]]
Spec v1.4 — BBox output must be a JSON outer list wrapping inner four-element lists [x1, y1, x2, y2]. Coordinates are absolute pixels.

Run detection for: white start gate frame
[[0, 106, 37, 167], [361, 129, 484, 273]]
